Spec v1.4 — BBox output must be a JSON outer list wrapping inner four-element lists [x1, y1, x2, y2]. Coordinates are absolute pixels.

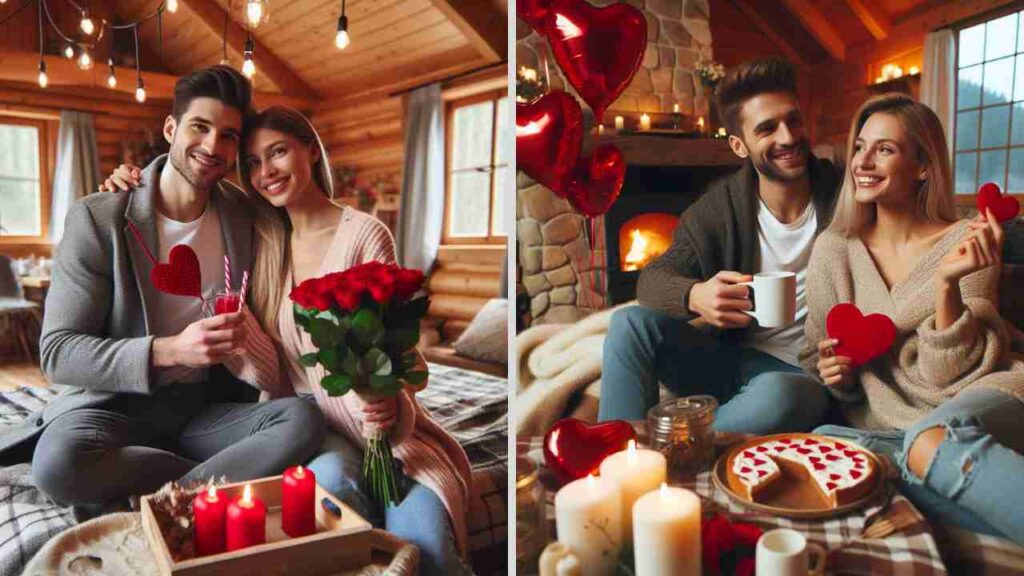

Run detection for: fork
[[861, 506, 918, 539]]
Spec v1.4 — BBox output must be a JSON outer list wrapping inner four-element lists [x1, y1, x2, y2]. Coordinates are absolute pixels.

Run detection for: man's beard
[[169, 146, 223, 191], [749, 139, 809, 183]]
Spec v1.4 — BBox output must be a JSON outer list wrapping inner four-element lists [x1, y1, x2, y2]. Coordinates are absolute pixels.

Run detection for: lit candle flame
[[207, 486, 218, 500], [697, 116, 705, 129], [242, 483, 252, 505], [627, 439, 637, 465], [586, 474, 596, 489], [660, 482, 670, 500], [295, 465, 305, 478]]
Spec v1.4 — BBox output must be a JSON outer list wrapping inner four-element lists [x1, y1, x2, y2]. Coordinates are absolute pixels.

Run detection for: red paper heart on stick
[[516, 90, 584, 196], [517, 0, 552, 32], [544, 0, 646, 122], [977, 182, 1020, 223], [826, 303, 896, 367], [151, 244, 202, 299], [565, 144, 625, 217], [543, 418, 637, 483]]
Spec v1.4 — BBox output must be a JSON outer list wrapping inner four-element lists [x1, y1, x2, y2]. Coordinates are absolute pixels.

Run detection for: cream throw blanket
[[515, 302, 638, 436]]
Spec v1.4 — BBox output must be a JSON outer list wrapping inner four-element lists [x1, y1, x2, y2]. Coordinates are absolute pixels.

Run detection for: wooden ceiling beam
[[175, 0, 320, 101], [427, 0, 506, 62], [730, 0, 811, 70], [779, 0, 847, 61], [845, 0, 890, 40]]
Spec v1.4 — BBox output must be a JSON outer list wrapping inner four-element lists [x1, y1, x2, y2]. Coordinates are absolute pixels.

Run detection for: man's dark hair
[[171, 65, 253, 122], [714, 58, 798, 136]]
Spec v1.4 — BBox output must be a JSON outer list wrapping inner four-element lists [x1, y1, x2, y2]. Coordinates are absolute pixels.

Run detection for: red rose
[[367, 266, 395, 303], [334, 274, 368, 311], [393, 268, 425, 300], [289, 284, 312, 309]]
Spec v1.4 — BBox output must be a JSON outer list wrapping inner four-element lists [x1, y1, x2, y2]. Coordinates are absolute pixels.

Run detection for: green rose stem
[[358, 390, 402, 507]]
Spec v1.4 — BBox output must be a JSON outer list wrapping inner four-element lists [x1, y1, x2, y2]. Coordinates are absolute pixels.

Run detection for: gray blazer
[[0, 155, 255, 456]]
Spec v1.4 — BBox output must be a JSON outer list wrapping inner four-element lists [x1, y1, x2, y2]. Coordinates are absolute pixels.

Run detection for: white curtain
[[50, 110, 100, 242], [921, 30, 957, 159], [397, 83, 445, 274]]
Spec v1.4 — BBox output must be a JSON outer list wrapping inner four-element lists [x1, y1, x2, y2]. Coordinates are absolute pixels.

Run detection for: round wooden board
[[711, 433, 887, 519]]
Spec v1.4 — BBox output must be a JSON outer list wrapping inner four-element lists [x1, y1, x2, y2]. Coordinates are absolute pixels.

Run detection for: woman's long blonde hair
[[828, 93, 958, 237], [238, 106, 336, 339]]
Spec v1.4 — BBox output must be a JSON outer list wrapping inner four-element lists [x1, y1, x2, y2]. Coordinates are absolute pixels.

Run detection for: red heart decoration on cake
[[516, 90, 583, 196], [542, 418, 637, 483], [544, 0, 647, 121], [517, 0, 552, 32], [565, 144, 625, 217], [977, 182, 1020, 223], [826, 303, 897, 367], [151, 244, 202, 299]]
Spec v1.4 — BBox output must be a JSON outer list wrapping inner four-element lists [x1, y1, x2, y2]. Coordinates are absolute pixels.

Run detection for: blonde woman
[[102, 106, 473, 575], [801, 93, 1024, 542]]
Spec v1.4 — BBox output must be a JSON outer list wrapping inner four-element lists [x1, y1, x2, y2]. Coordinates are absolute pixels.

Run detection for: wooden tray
[[711, 433, 886, 519], [141, 475, 374, 576]]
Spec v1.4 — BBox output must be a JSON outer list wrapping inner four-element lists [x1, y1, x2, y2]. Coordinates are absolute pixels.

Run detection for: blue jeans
[[306, 430, 472, 576], [815, 387, 1024, 544], [600, 306, 829, 433]]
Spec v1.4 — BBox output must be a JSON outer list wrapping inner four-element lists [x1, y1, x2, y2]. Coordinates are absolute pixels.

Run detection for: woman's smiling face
[[245, 127, 316, 208], [851, 112, 927, 206]]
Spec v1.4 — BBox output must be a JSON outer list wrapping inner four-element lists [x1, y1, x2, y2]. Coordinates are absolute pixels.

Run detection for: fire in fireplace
[[619, 213, 677, 272]]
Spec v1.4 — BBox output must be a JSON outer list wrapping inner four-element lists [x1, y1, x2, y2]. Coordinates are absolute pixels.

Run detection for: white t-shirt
[[151, 203, 227, 385], [747, 198, 817, 366]]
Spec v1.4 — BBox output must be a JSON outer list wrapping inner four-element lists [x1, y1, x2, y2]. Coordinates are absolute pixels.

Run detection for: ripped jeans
[[815, 387, 1024, 544]]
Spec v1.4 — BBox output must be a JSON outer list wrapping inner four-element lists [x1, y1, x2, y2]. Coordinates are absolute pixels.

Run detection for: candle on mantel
[[520, 66, 538, 82], [697, 116, 705, 133], [632, 484, 701, 576], [597, 124, 605, 135], [598, 440, 666, 540], [673, 103, 680, 113], [554, 474, 622, 576], [909, 66, 920, 75], [193, 485, 227, 556], [717, 127, 727, 137], [282, 465, 317, 537], [639, 113, 651, 131], [226, 483, 267, 551], [614, 115, 625, 131]]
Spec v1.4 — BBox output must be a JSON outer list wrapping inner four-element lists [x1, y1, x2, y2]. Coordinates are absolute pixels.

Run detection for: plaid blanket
[[519, 434, 1024, 576]]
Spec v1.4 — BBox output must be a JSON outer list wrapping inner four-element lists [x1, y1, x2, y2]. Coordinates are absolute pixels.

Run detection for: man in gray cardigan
[[11, 67, 324, 513], [600, 58, 834, 431]]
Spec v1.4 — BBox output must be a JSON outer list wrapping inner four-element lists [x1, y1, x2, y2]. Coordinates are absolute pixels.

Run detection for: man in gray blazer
[[11, 66, 324, 513]]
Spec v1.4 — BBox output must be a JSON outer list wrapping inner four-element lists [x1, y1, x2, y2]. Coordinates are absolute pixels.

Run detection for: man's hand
[[97, 164, 142, 193], [816, 338, 854, 389], [687, 271, 754, 328], [152, 312, 247, 369]]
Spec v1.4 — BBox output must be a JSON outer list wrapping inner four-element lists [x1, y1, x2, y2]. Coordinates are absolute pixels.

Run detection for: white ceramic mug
[[739, 271, 797, 328], [756, 528, 827, 576]]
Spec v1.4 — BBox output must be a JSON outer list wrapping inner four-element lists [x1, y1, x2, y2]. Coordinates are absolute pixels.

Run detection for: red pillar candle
[[193, 485, 227, 556], [226, 483, 266, 551], [282, 465, 317, 537]]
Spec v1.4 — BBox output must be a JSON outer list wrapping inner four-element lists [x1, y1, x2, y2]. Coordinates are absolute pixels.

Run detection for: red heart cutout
[[517, 0, 552, 32], [977, 182, 1020, 223], [545, 0, 647, 121], [850, 469, 863, 479], [151, 244, 202, 299], [826, 454, 840, 461], [565, 144, 625, 217], [813, 462, 826, 471], [826, 303, 896, 367], [826, 481, 838, 490], [516, 90, 583, 196], [804, 439, 818, 445], [542, 418, 637, 483]]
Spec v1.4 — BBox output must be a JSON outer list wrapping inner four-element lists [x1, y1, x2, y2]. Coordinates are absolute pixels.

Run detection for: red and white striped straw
[[237, 270, 249, 312], [224, 255, 232, 292]]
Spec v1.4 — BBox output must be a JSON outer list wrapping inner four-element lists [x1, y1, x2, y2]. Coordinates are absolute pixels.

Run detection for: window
[[444, 90, 509, 244], [954, 10, 1024, 198], [0, 118, 49, 241]]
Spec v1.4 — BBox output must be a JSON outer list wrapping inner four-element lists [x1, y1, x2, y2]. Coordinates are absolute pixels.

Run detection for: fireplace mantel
[[583, 135, 742, 167]]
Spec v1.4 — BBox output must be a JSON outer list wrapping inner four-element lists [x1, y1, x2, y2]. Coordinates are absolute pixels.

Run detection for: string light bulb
[[135, 77, 146, 103], [38, 60, 48, 88], [242, 34, 255, 78], [243, 0, 269, 29], [64, 45, 75, 59], [77, 50, 93, 71], [107, 59, 116, 88], [335, 0, 349, 49], [166, 0, 178, 13], [80, 10, 95, 35]]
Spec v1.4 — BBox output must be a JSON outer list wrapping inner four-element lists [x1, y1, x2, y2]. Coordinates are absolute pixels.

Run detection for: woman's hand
[[937, 210, 1005, 285], [817, 338, 854, 389], [350, 394, 398, 431], [97, 164, 142, 193]]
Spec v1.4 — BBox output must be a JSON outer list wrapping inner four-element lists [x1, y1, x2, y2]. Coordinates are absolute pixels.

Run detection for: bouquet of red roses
[[290, 261, 429, 508]]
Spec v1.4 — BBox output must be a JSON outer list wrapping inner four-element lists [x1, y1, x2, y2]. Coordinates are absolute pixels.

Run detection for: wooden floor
[[0, 361, 48, 390]]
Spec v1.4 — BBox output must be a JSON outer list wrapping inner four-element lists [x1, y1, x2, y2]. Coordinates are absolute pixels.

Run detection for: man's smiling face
[[731, 91, 809, 182], [164, 97, 242, 190]]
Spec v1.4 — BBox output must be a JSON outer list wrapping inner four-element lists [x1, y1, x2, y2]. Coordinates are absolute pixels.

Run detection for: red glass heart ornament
[[151, 244, 202, 299], [517, 0, 552, 33], [977, 182, 1020, 223], [826, 303, 896, 367], [565, 144, 625, 217], [544, 0, 646, 122], [542, 418, 637, 483], [516, 90, 584, 196]]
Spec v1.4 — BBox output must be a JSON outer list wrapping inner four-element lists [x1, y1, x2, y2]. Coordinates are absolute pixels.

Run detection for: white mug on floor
[[740, 271, 796, 328], [756, 528, 827, 576]]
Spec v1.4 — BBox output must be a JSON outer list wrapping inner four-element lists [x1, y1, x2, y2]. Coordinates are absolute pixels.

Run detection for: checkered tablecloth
[[519, 434, 949, 576]]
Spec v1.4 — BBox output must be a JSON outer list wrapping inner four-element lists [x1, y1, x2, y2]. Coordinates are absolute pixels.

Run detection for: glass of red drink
[[206, 289, 242, 317]]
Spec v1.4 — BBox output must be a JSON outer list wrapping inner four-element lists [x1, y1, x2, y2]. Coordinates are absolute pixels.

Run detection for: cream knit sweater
[[800, 220, 1024, 430]]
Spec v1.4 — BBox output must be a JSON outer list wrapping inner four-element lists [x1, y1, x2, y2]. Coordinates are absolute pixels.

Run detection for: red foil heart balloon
[[543, 418, 637, 483], [977, 182, 1020, 223], [516, 90, 584, 196], [151, 244, 202, 299], [826, 303, 897, 367], [517, 0, 552, 33], [544, 0, 647, 122], [565, 144, 625, 217]]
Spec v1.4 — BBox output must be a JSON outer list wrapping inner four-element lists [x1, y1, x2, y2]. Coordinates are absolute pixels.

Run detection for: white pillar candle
[[632, 484, 701, 576], [554, 474, 623, 576], [599, 440, 666, 540], [673, 103, 680, 113], [614, 115, 625, 130], [639, 113, 651, 131]]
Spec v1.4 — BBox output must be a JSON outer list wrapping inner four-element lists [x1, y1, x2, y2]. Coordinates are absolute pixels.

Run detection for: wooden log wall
[[426, 245, 504, 342], [311, 94, 405, 185]]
